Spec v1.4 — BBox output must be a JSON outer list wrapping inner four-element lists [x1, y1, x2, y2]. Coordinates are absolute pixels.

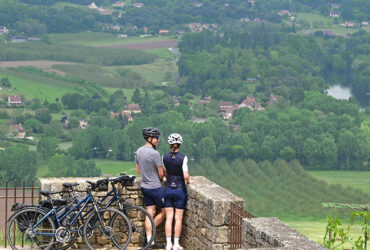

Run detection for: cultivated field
[[49, 32, 178, 47], [0, 60, 76, 76], [100, 40, 179, 50]]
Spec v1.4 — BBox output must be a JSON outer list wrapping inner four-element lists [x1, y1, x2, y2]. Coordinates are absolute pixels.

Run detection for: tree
[[0, 144, 37, 185], [37, 136, 58, 161], [132, 88, 141, 104], [197, 137, 216, 159], [280, 146, 295, 161], [1, 77, 11, 87], [35, 108, 52, 124]]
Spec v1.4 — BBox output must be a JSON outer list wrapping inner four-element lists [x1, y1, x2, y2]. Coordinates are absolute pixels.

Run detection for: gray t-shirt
[[136, 145, 163, 189]]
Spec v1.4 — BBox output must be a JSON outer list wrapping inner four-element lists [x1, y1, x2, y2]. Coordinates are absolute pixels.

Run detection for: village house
[[198, 96, 212, 105], [10, 36, 28, 43], [12, 123, 26, 138], [193, 2, 203, 7], [132, 3, 144, 8], [88, 2, 98, 9], [362, 21, 369, 27], [189, 23, 202, 32], [8, 95, 22, 106], [239, 96, 264, 111], [126, 103, 141, 114], [330, 11, 340, 18], [111, 25, 121, 31], [159, 30, 169, 35], [220, 107, 234, 120], [247, 0, 254, 6], [79, 119, 89, 129], [340, 22, 355, 28], [268, 94, 277, 105], [219, 101, 233, 109], [111, 110, 133, 122], [112, 1, 125, 7], [192, 117, 208, 123], [0, 26, 9, 35], [278, 10, 291, 16]]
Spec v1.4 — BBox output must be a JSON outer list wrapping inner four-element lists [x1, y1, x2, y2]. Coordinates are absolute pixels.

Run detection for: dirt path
[[100, 39, 179, 50]]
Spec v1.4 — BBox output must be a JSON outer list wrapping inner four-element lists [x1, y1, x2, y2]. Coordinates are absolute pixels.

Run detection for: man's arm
[[157, 166, 164, 181], [136, 163, 141, 175]]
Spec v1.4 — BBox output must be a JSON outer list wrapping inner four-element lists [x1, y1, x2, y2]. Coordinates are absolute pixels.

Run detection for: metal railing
[[0, 180, 39, 247], [229, 202, 256, 250]]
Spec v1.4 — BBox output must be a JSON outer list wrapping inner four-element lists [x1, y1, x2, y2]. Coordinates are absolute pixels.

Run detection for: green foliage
[[0, 144, 38, 185], [37, 136, 58, 161], [47, 153, 101, 177], [323, 215, 349, 249]]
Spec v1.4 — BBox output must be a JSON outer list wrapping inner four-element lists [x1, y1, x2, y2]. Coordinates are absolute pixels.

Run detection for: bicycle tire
[[82, 207, 132, 249], [120, 205, 156, 250], [7, 207, 56, 250]]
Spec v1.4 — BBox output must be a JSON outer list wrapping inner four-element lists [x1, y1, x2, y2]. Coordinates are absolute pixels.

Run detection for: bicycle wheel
[[7, 207, 56, 250], [82, 207, 132, 249], [120, 205, 156, 250], [53, 216, 81, 250]]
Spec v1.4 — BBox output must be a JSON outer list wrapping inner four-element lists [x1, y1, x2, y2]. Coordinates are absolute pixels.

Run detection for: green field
[[0, 72, 77, 101], [94, 160, 136, 176], [118, 59, 178, 84], [49, 32, 176, 47], [308, 171, 370, 195], [283, 219, 363, 248], [146, 48, 176, 60], [297, 12, 360, 36], [283, 170, 370, 246]]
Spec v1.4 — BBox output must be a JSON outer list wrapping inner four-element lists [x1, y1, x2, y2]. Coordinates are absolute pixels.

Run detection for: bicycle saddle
[[63, 182, 79, 188], [40, 190, 58, 196], [39, 199, 68, 208]]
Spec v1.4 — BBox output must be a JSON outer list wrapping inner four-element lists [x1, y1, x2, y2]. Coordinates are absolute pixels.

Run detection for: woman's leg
[[174, 209, 184, 237], [165, 207, 174, 249], [165, 207, 174, 237]]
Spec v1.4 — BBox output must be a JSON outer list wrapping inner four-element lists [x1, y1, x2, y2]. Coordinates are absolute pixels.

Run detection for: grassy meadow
[[297, 12, 359, 36], [308, 171, 370, 195], [0, 71, 77, 101], [282, 171, 370, 246]]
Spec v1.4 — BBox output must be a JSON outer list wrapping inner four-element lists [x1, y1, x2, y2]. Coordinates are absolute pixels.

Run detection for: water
[[327, 85, 353, 100], [327, 84, 367, 111]]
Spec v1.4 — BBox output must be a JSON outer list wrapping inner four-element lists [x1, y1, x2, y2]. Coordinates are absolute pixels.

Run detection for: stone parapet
[[242, 217, 327, 249]]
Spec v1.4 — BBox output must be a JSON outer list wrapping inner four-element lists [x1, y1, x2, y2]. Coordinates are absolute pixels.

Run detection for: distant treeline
[[56, 88, 369, 171], [0, 43, 157, 66], [192, 158, 369, 218], [0, 0, 112, 34], [178, 25, 370, 106]]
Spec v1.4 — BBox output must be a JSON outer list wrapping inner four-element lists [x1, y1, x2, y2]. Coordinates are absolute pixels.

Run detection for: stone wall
[[39, 176, 243, 249], [242, 217, 327, 249], [39, 176, 327, 250]]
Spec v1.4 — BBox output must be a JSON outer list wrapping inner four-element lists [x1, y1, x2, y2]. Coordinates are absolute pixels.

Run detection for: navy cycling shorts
[[141, 187, 165, 208], [164, 187, 187, 209]]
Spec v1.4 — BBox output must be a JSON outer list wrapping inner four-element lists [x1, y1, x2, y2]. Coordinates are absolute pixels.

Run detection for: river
[[327, 84, 367, 110]]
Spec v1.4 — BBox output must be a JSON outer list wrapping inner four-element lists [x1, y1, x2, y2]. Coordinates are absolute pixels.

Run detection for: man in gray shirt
[[136, 127, 165, 249]]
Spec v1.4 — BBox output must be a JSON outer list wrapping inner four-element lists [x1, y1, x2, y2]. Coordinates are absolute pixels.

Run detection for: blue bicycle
[[6, 180, 132, 250]]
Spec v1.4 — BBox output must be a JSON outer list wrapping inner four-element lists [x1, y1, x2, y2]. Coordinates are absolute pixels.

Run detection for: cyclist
[[136, 127, 166, 249], [163, 133, 192, 250]]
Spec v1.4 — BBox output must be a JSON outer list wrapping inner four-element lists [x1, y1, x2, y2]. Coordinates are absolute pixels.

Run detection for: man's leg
[[145, 205, 156, 236]]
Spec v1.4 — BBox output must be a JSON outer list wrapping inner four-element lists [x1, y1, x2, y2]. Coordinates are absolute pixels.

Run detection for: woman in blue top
[[163, 133, 192, 250]]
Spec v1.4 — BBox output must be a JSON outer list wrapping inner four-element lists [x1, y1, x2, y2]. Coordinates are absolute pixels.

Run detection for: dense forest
[[1, 0, 369, 36], [178, 25, 370, 106]]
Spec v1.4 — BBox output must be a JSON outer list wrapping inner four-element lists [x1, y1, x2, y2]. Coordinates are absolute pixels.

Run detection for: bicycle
[[75, 174, 155, 250], [7, 181, 132, 250]]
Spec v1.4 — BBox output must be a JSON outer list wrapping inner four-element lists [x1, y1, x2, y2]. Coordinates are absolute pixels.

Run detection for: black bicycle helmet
[[142, 127, 161, 140]]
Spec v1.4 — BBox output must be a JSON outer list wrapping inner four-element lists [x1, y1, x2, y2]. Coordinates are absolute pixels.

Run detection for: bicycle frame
[[32, 192, 95, 236]]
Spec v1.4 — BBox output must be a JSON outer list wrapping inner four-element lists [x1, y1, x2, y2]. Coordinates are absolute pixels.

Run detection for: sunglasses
[[153, 136, 159, 140]]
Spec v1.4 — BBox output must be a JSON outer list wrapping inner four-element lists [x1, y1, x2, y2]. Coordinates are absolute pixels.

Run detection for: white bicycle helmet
[[168, 133, 183, 144]]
